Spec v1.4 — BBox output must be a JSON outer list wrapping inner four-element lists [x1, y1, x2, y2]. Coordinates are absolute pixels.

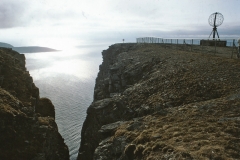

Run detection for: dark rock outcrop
[[78, 43, 240, 160], [0, 48, 69, 160], [37, 98, 55, 118]]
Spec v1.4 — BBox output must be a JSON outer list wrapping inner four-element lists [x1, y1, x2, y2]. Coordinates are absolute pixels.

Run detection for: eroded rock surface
[[0, 48, 69, 160], [78, 43, 240, 160]]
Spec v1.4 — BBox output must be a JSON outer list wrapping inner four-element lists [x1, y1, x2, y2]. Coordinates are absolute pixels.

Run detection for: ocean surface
[[25, 48, 103, 160]]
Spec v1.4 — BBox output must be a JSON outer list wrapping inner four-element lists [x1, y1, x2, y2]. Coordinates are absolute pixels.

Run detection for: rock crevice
[[0, 48, 69, 160]]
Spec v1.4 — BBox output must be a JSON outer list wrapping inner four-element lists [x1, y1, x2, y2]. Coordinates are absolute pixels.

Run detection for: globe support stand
[[209, 26, 220, 39]]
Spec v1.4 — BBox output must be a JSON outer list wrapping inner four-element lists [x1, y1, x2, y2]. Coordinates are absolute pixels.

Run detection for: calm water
[[25, 48, 102, 160]]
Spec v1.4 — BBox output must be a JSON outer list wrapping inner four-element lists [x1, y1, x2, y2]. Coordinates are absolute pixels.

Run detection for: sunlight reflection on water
[[25, 48, 102, 160]]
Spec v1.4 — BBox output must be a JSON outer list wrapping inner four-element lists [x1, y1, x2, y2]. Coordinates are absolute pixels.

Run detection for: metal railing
[[136, 37, 163, 43], [136, 37, 239, 59]]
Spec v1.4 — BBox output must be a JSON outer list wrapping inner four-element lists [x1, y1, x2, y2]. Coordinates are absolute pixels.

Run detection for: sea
[[24, 47, 103, 160]]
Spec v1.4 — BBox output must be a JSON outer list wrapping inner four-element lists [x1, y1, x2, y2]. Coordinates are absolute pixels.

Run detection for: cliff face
[[78, 43, 240, 160], [0, 48, 69, 160]]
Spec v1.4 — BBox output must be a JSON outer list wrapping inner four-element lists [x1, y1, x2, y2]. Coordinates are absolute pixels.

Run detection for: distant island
[[0, 42, 14, 48], [0, 42, 59, 53], [12, 46, 59, 53]]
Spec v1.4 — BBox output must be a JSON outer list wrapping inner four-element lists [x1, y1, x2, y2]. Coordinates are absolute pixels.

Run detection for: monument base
[[200, 40, 227, 47]]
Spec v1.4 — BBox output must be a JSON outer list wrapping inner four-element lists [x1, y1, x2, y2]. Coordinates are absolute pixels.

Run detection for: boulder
[[99, 121, 125, 135], [36, 98, 55, 118]]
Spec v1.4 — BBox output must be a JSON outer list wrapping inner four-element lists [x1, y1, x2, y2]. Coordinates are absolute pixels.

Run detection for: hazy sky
[[0, 0, 240, 49]]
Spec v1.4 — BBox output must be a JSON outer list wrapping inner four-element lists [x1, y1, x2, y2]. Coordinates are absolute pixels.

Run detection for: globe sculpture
[[208, 12, 224, 39]]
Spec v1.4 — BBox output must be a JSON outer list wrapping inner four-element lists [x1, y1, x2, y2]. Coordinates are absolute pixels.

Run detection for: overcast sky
[[0, 0, 240, 49]]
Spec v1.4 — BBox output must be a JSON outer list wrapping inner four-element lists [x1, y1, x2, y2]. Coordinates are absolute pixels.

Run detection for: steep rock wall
[[0, 48, 69, 160], [78, 43, 240, 160]]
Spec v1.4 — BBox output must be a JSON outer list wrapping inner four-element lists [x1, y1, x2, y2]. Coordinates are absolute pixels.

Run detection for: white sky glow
[[0, 0, 240, 49]]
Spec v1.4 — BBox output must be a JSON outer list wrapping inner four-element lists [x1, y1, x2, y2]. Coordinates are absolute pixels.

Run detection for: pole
[[191, 39, 193, 52], [177, 39, 178, 52], [213, 12, 217, 39], [183, 39, 185, 51], [231, 39, 235, 58], [214, 39, 216, 55]]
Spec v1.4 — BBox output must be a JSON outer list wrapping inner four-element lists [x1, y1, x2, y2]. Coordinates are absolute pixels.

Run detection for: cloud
[[1, 0, 240, 48], [0, 0, 28, 28]]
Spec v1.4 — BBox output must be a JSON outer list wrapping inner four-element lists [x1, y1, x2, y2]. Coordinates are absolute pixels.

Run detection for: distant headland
[[0, 42, 59, 53]]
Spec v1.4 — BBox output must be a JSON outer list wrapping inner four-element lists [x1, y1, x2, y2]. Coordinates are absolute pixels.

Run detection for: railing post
[[214, 39, 216, 55], [191, 39, 193, 52], [183, 39, 185, 51], [177, 39, 178, 52], [161, 39, 164, 48], [231, 39, 235, 58]]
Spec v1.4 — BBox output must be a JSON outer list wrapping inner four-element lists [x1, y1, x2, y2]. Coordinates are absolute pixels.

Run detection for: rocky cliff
[[78, 43, 240, 160], [0, 48, 69, 160]]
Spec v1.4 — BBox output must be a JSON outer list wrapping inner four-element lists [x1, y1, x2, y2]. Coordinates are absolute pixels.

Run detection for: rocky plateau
[[78, 43, 240, 160]]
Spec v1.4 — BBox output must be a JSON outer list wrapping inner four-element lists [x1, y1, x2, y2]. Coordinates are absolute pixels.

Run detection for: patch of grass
[[195, 145, 225, 159], [182, 134, 194, 142], [142, 146, 152, 155], [134, 144, 145, 157], [166, 126, 181, 132], [172, 131, 183, 137], [162, 124, 172, 130], [204, 126, 218, 133], [38, 117, 52, 125], [188, 127, 202, 132], [133, 130, 150, 144], [152, 142, 166, 151], [126, 131, 138, 141], [162, 145, 173, 153]]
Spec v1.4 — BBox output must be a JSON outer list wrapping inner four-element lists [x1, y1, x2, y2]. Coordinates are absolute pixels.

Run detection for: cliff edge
[[0, 48, 69, 160], [78, 43, 240, 160]]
